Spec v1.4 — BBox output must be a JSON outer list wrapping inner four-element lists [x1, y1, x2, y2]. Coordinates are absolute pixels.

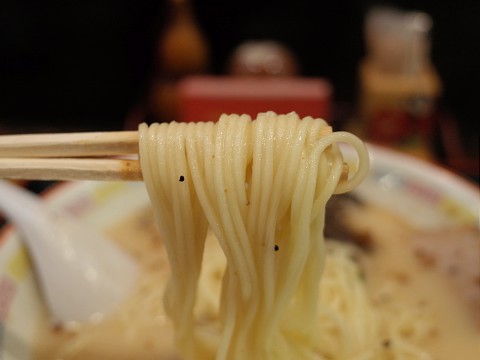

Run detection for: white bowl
[[0, 145, 478, 359]]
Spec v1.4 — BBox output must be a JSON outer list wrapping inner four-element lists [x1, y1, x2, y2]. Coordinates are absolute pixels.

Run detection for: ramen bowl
[[0, 144, 478, 359]]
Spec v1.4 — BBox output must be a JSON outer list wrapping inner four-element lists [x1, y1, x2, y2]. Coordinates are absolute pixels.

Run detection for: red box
[[177, 76, 332, 122]]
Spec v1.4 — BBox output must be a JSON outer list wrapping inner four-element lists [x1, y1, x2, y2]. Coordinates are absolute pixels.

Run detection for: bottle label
[[367, 95, 435, 146]]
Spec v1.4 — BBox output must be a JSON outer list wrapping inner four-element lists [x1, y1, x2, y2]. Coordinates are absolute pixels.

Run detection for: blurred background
[[0, 0, 478, 181]]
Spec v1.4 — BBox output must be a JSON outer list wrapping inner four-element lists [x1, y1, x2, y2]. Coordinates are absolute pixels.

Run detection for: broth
[[33, 202, 479, 359]]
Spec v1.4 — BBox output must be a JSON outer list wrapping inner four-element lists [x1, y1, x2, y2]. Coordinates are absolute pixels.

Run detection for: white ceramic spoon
[[0, 180, 138, 325]]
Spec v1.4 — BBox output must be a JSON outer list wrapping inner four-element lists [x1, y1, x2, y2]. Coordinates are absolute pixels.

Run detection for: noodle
[[33, 112, 478, 359], [138, 112, 369, 359]]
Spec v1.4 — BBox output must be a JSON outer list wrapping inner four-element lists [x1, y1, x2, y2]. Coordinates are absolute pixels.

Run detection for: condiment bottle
[[150, 0, 209, 122], [358, 8, 442, 159]]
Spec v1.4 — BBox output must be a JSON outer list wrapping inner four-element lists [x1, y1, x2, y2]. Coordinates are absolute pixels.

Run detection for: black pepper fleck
[[382, 339, 391, 348], [179, 175, 185, 182], [274, 244, 279, 251]]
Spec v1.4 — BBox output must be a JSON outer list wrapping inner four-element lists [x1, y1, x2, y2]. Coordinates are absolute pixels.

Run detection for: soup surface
[[33, 199, 480, 360]]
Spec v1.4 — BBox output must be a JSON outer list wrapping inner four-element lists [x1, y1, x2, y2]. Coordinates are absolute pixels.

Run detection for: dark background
[[0, 1, 478, 167]]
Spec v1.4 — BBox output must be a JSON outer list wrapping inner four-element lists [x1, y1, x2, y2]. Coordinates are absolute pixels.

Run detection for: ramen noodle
[[137, 112, 369, 359], [32, 112, 479, 359]]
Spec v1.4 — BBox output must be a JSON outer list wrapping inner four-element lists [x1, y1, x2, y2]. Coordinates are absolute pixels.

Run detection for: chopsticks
[[0, 130, 352, 182], [0, 131, 139, 158], [0, 131, 142, 181]]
